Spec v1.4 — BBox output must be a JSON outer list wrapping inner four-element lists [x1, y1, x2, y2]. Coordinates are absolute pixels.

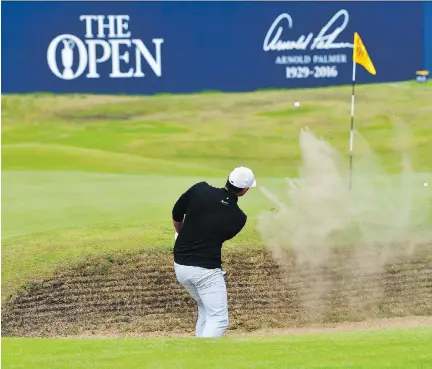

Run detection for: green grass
[[1, 172, 272, 298], [2, 328, 432, 369], [2, 82, 432, 298]]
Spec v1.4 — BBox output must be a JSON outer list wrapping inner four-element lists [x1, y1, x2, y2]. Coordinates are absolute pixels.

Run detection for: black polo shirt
[[172, 181, 247, 269]]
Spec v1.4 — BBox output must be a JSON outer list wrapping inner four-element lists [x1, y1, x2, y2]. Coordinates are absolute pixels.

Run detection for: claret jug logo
[[47, 15, 164, 80]]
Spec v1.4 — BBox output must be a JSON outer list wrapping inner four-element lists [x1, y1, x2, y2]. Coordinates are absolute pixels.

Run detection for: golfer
[[172, 166, 256, 338]]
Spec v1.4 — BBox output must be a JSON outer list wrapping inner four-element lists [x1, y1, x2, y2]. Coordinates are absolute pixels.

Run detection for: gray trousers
[[174, 262, 228, 338]]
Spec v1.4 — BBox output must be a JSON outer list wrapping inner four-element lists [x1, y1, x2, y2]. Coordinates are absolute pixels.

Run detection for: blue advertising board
[[1, 1, 424, 94], [424, 1, 432, 72]]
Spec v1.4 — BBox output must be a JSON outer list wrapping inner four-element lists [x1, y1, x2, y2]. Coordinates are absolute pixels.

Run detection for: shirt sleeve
[[172, 182, 203, 222], [225, 213, 247, 241]]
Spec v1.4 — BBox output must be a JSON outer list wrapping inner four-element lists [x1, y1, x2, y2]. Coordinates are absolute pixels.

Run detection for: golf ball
[[294, 102, 300, 108], [424, 182, 428, 187]]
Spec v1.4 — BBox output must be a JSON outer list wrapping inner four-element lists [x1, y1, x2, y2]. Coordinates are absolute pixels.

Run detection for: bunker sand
[[69, 316, 432, 339]]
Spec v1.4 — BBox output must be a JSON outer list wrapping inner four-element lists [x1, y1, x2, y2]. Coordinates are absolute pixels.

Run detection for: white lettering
[[311, 11, 352, 50], [116, 15, 131, 38], [134, 39, 164, 77], [285, 65, 339, 79], [313, 54, 347, 64], [48, 15, 164, 80], [86, 39, 111, 78], [276, 55, 314, 65], [96, 15, 117, 38], [264, 9, 353, 52], [80, 15, 98, 38], [110, 39, 134, 77]]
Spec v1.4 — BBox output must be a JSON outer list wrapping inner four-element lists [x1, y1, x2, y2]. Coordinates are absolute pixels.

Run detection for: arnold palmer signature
[[263, 9, 353, 51]]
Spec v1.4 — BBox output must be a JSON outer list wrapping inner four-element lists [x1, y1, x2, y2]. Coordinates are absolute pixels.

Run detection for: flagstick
[[349, 60, 357, 190]]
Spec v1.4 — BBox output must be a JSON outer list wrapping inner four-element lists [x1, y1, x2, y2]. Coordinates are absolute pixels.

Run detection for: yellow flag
[[353, 32, 376, 75]]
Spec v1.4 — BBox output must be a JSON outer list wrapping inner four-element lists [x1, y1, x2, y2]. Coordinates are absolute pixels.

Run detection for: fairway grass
[[2, 328, 432, 369], [2, 82, 432, 299]]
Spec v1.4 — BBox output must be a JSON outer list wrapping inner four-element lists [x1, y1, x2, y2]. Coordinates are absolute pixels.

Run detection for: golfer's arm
[[173, 220, 183, 232], [172, 191, 190, 232], [225, 215, 247, 241]]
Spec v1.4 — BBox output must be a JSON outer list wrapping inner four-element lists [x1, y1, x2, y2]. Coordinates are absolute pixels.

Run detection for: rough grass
[[2, 247, 431, 337]]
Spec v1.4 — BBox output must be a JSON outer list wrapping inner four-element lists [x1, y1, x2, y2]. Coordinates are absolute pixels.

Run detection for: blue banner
[[1, 1, 424, 94], [424, 2, 432, 72]]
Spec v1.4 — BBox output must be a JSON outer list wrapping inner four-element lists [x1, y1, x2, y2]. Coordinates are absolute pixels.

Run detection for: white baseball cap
[[228, 166, 256, 189]]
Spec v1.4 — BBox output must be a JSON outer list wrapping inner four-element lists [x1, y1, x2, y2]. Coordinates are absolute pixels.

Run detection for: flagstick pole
[[349, 59, 357, 190]]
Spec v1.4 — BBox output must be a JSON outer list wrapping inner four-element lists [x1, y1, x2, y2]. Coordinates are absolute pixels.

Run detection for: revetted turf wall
[[2, 247, 431, 337]]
